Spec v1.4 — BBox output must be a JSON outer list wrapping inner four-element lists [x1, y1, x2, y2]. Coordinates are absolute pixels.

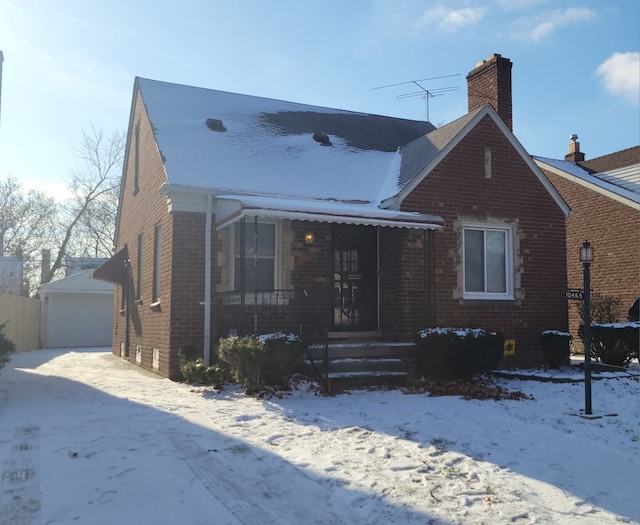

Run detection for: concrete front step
[[326, 341, 415, 360], [328, 357, 407, 374], [311, 340, 417, 388]]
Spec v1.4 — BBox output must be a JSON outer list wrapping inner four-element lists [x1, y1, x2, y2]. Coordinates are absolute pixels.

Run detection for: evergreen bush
[[219, 333, 304, 394], [415, 328, 504, 381], [0, 322, 16, 371], [180, 358, 227, 389], [590, 323, 639, 367], [540, 330, 572, 368]]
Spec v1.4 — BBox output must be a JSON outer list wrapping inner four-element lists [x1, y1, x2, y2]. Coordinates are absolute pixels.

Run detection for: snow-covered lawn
[[0, 347, 638, 524]]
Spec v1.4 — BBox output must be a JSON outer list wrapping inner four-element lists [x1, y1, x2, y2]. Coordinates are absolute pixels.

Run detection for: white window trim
[[229, 218, 281, 292], [462, 221, 514, 301]]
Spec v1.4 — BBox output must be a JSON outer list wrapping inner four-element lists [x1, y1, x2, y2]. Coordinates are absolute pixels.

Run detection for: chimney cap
[[569, 133, 578, 142]]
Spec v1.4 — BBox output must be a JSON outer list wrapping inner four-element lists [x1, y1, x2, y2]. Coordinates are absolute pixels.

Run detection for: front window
[[233, 219, 277, 292], [463, 225, 512, 299]]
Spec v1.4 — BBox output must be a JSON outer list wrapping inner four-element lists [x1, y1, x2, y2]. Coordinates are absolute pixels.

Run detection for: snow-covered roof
[[39, 269, 114, 294], [534, 156, 640, 208], [214, 194, 444, 230], [137, 78, 435, 206]]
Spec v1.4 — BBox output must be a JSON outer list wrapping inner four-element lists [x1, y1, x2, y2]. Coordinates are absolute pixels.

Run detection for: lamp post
[[580, 240, 594, 415]]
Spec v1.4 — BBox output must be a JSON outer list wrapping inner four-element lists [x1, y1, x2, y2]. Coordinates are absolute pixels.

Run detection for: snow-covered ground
[[0, 347, 638, 525]]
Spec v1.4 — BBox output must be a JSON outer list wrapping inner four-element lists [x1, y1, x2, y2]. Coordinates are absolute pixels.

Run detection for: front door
[[332, 224, 378, 331]]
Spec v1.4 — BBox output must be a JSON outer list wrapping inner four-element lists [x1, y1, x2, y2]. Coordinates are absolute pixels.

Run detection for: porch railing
[[214, 288, 330, 390], [215, 289, 298, 337]]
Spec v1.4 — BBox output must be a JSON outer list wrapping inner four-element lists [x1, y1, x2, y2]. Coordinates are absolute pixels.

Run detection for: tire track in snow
[[0, 425, 42, 525], [167, 430, 359, 525]]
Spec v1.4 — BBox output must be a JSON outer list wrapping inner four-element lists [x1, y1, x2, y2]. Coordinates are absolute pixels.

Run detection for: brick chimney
[[564, 134, 585, 162], [466, 53, 513, 131], [41, 248, 50, 284]]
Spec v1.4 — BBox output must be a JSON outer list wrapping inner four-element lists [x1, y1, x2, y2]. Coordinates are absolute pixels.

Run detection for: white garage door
[[45, 293, 113, 348]]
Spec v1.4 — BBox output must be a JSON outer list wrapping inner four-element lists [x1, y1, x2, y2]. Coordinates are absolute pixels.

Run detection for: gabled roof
[[533, 156, 640, 209], [391, 105, 570, 216], [39, 269, 114, 294], [133, 78, 570, 226], [395, 108, 482, 194], [136, 78, 434, 206], [579, 146, 639, 173]]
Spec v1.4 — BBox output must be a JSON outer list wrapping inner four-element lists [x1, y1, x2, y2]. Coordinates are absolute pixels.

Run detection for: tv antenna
[[371, 74, 461, 122]]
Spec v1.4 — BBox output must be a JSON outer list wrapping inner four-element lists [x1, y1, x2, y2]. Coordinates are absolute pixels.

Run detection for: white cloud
[[596, 52, 640, 105], [512, 7, 595, 41], [416, 6, 486, 32], [496, 0, 548, 9]]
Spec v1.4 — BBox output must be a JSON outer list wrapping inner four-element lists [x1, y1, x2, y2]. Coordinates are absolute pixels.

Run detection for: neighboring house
[[95, 53, 570, 379], [65, 257, 108, 277], [535, 141, 640, 339], [39, 270, 114, 348]]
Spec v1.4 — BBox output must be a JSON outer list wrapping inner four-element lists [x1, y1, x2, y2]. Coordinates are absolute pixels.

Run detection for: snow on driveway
[[0, 347, 639, 524]]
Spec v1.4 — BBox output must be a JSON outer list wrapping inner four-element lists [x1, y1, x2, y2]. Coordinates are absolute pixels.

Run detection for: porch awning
[[92, 246, 129, 286], [214, 195, 444, 231]]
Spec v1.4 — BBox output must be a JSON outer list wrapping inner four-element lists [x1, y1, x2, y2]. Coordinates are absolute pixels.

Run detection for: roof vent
[[206, 118, 227, 132], [313, 131, 332, 146]]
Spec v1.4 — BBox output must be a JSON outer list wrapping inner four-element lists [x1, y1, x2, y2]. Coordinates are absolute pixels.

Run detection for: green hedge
[[218, 332, 305, 394], [415, 328, 504, 381]]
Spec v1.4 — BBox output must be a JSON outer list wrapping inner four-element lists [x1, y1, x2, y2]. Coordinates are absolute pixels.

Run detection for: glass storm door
[[332, 224, 378, 331]]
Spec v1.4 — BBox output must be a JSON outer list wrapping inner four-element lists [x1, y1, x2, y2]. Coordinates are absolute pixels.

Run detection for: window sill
[[149, 301, 161, 311], [134, 298, 143, 306], [461, 297, 519, 306]]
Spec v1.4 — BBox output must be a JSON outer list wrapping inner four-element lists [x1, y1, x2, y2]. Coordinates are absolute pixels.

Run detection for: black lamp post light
[[580, 240, 594, 416]]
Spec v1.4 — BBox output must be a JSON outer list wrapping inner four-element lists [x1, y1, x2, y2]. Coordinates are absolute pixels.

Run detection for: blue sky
[[0, 0, 638, 197]]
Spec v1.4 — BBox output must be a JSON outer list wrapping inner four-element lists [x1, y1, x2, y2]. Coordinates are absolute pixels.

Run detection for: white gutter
[[204, 194, 213, 366]]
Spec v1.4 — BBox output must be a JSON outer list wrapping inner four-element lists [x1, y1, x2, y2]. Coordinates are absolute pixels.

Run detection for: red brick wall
[[396, 115, 568, 367], [113, 89, 175, 377], [290, 221, 333, 338], [543, 170, 640, 340]]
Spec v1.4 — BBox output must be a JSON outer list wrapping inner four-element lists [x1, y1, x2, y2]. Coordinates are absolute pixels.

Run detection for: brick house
[[535, 142, 640, 339], [95, 53, 570, 379]]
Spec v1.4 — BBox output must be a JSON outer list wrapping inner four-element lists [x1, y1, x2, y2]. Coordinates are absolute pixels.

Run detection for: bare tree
[[0, 176, 55, 257], [43, 126, 124, 283], [0, 176, 56, 292]]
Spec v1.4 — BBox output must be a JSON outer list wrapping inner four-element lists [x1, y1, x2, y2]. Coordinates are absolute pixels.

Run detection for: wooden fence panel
[[0, 291, 41, 352]]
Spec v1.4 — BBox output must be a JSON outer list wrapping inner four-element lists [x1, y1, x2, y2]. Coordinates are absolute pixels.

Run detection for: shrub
[[415, 328, 504, 381], [218, 333, 304, 394], [180, 358, 227, 389], [540, 330, 572, 368], [589, 323, 639, 367], [576, 294, 622, 324], [0, 322, 16, 370]]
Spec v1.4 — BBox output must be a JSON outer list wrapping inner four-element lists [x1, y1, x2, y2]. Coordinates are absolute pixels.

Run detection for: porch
[[213, 289, 418, 390]]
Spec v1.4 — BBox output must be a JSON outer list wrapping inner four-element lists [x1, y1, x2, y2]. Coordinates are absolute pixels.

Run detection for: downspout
[[376, 227, 381, 333], [204, 194, 213, 367]]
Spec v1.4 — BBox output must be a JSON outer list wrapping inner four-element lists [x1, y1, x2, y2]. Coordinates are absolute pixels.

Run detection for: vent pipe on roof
[[313, 131, 332, 146], [206, 118, 227, 132], [565, 134, 585, 163]]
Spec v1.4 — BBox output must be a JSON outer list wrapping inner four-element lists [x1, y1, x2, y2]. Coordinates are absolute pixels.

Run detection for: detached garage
[[40, 270, 114, 348]]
